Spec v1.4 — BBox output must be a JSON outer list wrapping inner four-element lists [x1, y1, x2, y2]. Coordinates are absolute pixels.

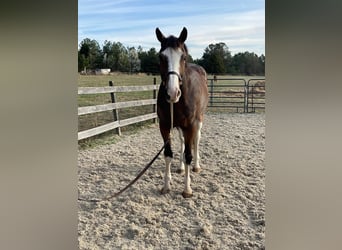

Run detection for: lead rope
[[78, 103, 174, 203], [78, 141, 168, 203], [170, 102, 174, 141]]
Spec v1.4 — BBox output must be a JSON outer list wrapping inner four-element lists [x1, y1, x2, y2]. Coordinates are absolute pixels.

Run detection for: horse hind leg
[[182, 145, 193, 198], [192, 121, 202, 173], [177, 128, 185, 174]]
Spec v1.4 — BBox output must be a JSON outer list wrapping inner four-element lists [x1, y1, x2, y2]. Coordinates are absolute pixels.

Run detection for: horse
[[155, 27, 209, 198]]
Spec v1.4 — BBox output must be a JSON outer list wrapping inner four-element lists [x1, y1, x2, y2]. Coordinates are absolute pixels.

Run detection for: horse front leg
[[182, 128, 195, 198], [160, 127, 172, 194]]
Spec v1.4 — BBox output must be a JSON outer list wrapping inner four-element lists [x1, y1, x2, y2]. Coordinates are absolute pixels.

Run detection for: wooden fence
[[78, 80, 158, 140], [78, 77, 265, 141]]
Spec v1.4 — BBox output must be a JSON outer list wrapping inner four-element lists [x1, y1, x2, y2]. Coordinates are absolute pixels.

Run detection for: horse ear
[[156, 28, 165, 43], [178, 27, 187, 43]]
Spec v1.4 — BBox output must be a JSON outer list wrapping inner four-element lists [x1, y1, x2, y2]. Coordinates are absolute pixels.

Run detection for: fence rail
[[78, 77, 265, 141], [78, 99, 157, 116], [78, 113, 157, 140], [78, 80, 158, 141], [78, 85, 158, 95]]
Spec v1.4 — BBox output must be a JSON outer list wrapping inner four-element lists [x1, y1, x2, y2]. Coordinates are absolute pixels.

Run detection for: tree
[[78, 38, 102, 71], [258, 54, 265, 75], [78, 38, 265, 75], [78, 51, 87, 72], [128, 47, 141, 73], [231, 52, 265, 75], [102, 41, 129, 72], [199, 43, 232, 74], [138, 48, 159, 74]]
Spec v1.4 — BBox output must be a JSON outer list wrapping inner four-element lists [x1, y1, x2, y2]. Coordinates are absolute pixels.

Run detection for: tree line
[[78, 38, 265, 75]]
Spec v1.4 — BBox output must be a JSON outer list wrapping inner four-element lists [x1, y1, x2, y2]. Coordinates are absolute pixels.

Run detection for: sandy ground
[[78, 113, 265, 249]]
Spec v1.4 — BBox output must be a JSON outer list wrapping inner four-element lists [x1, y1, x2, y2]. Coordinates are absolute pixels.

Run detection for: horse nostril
[[177, 89, 182, 98], [166, 89, 181, 102]]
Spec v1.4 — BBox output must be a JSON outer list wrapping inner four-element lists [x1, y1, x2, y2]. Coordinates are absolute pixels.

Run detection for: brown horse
[[156, 27, 208, 198]]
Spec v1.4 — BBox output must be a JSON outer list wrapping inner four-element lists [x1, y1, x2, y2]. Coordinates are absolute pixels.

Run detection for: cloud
[[78, 0, 265, 59]]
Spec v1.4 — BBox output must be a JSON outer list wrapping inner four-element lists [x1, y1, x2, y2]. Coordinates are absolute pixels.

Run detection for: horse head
[[156, 27, 188, 103]]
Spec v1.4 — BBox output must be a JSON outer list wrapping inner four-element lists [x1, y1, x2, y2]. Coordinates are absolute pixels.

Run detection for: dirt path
[[78, 113, 265, 249]]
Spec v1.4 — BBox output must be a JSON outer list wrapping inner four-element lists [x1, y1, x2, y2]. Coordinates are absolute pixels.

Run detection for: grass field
[[78, 73, 264, 148]]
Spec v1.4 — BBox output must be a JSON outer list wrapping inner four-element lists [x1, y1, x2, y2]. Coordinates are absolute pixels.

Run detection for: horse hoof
[[160, 187, 170, 195], [192, 167, 202, 173], [182, 191, 193, 198]]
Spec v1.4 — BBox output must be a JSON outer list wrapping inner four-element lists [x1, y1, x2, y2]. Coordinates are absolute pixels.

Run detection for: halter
[[167, 71, 182, 83]]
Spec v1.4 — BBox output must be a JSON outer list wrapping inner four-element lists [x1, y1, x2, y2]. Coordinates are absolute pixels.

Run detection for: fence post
[[109, 81, 121, 135], [210, 79, 214, 107], [244, 80, 248, 113], [251, 83, 255, 113], [153, 77, 158, 124]]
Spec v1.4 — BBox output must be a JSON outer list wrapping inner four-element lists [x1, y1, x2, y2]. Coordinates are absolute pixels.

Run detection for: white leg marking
[[162, 156, 172, 193], [178, 129, 185, 173], [193, 121, 202, 171], [182, 163, 193, 197]]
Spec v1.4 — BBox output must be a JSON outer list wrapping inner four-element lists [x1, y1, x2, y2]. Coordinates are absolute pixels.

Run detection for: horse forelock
[[159, 35, 188, 86], [159, 36, 188, 56]]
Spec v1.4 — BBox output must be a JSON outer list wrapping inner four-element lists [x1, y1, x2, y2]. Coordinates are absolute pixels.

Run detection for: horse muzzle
[[166, 71, 182, 103], [167, 88, 182, 103]]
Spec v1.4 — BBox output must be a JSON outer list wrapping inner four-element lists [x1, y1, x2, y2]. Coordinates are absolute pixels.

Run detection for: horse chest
[[173, 103, 195, 128]]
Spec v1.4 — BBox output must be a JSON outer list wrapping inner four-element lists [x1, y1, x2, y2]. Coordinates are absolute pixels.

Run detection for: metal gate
[[246, 78, 265, 113], [207, 77, 265, 112]]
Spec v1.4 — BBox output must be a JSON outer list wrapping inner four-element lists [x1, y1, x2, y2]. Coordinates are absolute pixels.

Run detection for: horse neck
[[180, 64, 190, 93]]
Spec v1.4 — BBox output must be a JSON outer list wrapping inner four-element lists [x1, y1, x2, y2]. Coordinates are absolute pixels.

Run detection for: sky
[[78, 0, 265, 60]]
